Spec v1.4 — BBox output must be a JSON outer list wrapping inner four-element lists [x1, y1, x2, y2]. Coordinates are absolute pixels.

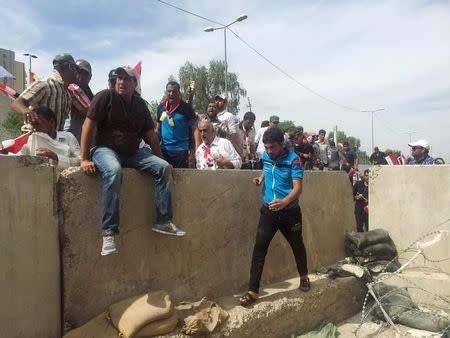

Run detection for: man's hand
[[25, 109, 41, 125], [36, 148, 58, 161], [253, 175, 263, 186], [81, 159, 96, 175], [269, 199, 288, 211], [215, 155, 227, 168]]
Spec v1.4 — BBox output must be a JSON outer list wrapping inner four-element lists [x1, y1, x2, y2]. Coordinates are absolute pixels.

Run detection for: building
[[0, 48, 26, 139]]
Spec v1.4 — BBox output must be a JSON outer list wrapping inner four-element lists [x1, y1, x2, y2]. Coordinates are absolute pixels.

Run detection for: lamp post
[[361, 108, 384, 151], [23, 53, 37, 85], [204, 14, 248, 95]]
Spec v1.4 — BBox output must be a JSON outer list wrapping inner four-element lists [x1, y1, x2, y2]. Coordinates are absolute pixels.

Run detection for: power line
[[156, 0, 362, 112]]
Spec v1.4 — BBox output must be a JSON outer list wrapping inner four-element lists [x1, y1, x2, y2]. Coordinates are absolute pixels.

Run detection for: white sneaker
[[101, 235, 117, 256], [152, 222, 186, 236]]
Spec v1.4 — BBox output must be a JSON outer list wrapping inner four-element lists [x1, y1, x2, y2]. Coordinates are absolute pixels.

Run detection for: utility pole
[[361, 108, 385, 151], [403, 130, 416, 143], [247, 97, 252, 112]]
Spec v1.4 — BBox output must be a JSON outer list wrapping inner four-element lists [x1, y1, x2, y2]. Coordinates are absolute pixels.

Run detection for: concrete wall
[[370, 165, 450, 271], [59, 169, 356, 329], [0, 156, 60, 338]]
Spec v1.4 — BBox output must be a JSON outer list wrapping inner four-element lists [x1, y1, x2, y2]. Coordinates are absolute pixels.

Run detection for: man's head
[[262, 127, 285, 159], [75, 59, 92, 87], [269, 115, 280, 128], [207, 101, 218, 118], [53, 53, 78, 85], [108, 69, 117, 89], [32, 106, 57, 138], [166, 81, 181, 103], [287, 127, 299, 139], [115, 66, 138, 99], [408, 140, 430, 160], [318, 129, 326, 141], [198, 120, 216, 145], [343, 142, 350, 151], [242, 111, 256, 130], [214, 94, 227, 112], [374, 146, 379, 152], [362, 169, 370, 183], [261, 120, 269, 128]]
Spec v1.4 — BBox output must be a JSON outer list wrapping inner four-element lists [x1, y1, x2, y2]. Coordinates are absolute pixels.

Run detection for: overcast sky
[[2, 0, 449, 159]]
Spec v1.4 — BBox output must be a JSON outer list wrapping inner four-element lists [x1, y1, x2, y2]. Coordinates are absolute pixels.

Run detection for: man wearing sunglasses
[[408, 140, 434, 165]]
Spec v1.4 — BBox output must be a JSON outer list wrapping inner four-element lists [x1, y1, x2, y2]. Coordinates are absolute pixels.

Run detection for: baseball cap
[[76, 60, 92, 74], [269, 115, 280, 123], [53, 53, 75, 67], [408, 139, 430, 150], [214, 93, 227, 101], [108, 69, 118, 80], [115, 66, 138, 79]]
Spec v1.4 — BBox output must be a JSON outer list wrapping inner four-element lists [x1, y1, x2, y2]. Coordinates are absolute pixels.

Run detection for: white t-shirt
[[217, 111, 238, 135]]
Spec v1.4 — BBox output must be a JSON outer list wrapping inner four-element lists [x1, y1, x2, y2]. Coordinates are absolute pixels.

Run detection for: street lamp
[[361, 108, 384, 151], [204, 14, 248, 95], [23, 53, 37, 85]]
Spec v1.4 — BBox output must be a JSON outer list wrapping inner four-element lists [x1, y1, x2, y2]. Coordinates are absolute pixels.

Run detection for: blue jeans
[[92, 146, 173, 234]]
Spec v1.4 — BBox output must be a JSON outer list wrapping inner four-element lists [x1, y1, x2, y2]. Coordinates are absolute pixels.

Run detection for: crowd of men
[[0, 53, 439, 256]]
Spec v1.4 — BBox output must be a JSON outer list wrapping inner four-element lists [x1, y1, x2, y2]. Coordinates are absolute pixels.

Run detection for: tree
[[177, 60, 247, 115], [278, 120, 296, 133], [1, 111, 23, 136], [328, 130, 369, 164]]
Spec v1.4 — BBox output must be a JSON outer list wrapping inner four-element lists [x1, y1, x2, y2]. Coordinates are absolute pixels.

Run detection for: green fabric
[[53, 53, 75, 66], [76, 59, 92, 74], [297, 323, 337, 338]]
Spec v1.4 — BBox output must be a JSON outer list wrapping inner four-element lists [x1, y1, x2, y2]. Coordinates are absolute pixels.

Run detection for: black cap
[[108, 69, 117, 80]]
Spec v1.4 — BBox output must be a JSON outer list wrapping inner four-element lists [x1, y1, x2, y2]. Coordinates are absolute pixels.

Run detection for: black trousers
[[248, 205, 308, 293], [355, 209, 368, 232], [162, 149, 189, 168]]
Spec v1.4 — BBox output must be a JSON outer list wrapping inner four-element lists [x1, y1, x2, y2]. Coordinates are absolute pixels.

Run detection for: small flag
[[1, 132, 31, 153], [68, 83, 90, 108], [0, 83, 19, 99], [385, 153, 400, 165], [29, 71, 39, 84], [134, 61, 142, 95]]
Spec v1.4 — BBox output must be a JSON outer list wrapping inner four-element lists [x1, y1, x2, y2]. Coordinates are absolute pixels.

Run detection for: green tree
[[384, 148, 401, 155], [1, 111, 23, 136], [278, 120, 296, 133], [328, 130, 370, 164], [177, 60, 247, 115]]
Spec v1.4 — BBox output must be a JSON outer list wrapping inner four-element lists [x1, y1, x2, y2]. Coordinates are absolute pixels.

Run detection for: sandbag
[[63, 312, 119, 338], [361, 242, 397, 261], [134, 311, 179, 338], [297, 322, 337, 337], [109, 290, 173, 338], [372, 283, 417, 319], [179, 298, 228, 335], [346, 229, 391, 249], [397, 309, 450, 333], [364, 260, 400, 273]]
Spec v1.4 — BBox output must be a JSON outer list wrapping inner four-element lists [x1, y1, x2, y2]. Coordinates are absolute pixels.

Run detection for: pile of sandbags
[[345, 229, 400, 273], [63, 290, 178, 338]]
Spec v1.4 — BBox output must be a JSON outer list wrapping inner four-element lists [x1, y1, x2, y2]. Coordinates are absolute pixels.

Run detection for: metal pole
[[224, 28, 228, 95], [28, 55, 32, 84], [371, 111, 374, 151]]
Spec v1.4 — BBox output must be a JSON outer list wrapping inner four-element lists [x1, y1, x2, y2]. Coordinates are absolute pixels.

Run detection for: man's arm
[[80, 117, 97, 174], [58, 133, 81, 168], [268, 179, 302, 211], [11, 98, 37, 124], [354, 153, 359, 169], [144, 129, 163, 158], [192, 125, 201, 151], [215, 140, 242, 169]]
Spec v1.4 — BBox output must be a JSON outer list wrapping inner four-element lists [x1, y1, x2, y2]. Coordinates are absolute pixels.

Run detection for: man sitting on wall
[[1, 106, 80, 169], [195, 119, 242, 170], [80, 66, 186, 257], [407, 140, 434, 165]]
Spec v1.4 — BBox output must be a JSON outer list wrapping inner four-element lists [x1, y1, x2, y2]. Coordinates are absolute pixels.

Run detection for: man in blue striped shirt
[[239, 127, 310, 307]]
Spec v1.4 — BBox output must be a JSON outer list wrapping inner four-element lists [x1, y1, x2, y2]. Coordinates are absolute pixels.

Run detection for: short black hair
[[34, 106, 57, 123], [343, 141, 349, 146], [261, 120, 269, 128], [364, 169, 370, 175], [243, 111, 256, 121], [166, 81, 180, 90], [262, 127, 284, 144], [329, 140, 336, 147], [319, 129, 326, 134]]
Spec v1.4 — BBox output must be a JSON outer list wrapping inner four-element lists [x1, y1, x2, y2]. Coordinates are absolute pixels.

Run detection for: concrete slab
[[156, 276, 366, 338]]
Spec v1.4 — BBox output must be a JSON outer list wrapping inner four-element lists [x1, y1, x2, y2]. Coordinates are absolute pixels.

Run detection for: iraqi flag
[[385, 153, 401, 165], [1, 132, 31, 153], [134, 61, 142, 95], [68, 83, 90, 108], [0, 83, 19, 99]]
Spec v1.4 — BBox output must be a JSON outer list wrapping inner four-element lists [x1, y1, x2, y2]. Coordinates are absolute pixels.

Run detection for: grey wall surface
[[59, 169, 356, 329], [0, 156, 60, 338]]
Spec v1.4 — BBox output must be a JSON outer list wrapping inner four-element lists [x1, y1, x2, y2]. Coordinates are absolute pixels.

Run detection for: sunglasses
[[411, 146, 423, 150]]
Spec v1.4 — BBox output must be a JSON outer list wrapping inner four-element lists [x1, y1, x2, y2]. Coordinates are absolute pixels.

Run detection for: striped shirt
[[19, 70, 83, 131]]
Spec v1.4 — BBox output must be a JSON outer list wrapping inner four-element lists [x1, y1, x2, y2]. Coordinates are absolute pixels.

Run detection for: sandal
[[239, 292, 258, 307], [299, 277, 311, 292]]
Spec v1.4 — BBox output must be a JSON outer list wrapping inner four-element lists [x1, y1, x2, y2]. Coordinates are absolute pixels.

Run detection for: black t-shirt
[[370, 151, 387, 165], [340, 149, 357, 166], [87, 89, 155, 155], [294, 142, 315, 167]]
